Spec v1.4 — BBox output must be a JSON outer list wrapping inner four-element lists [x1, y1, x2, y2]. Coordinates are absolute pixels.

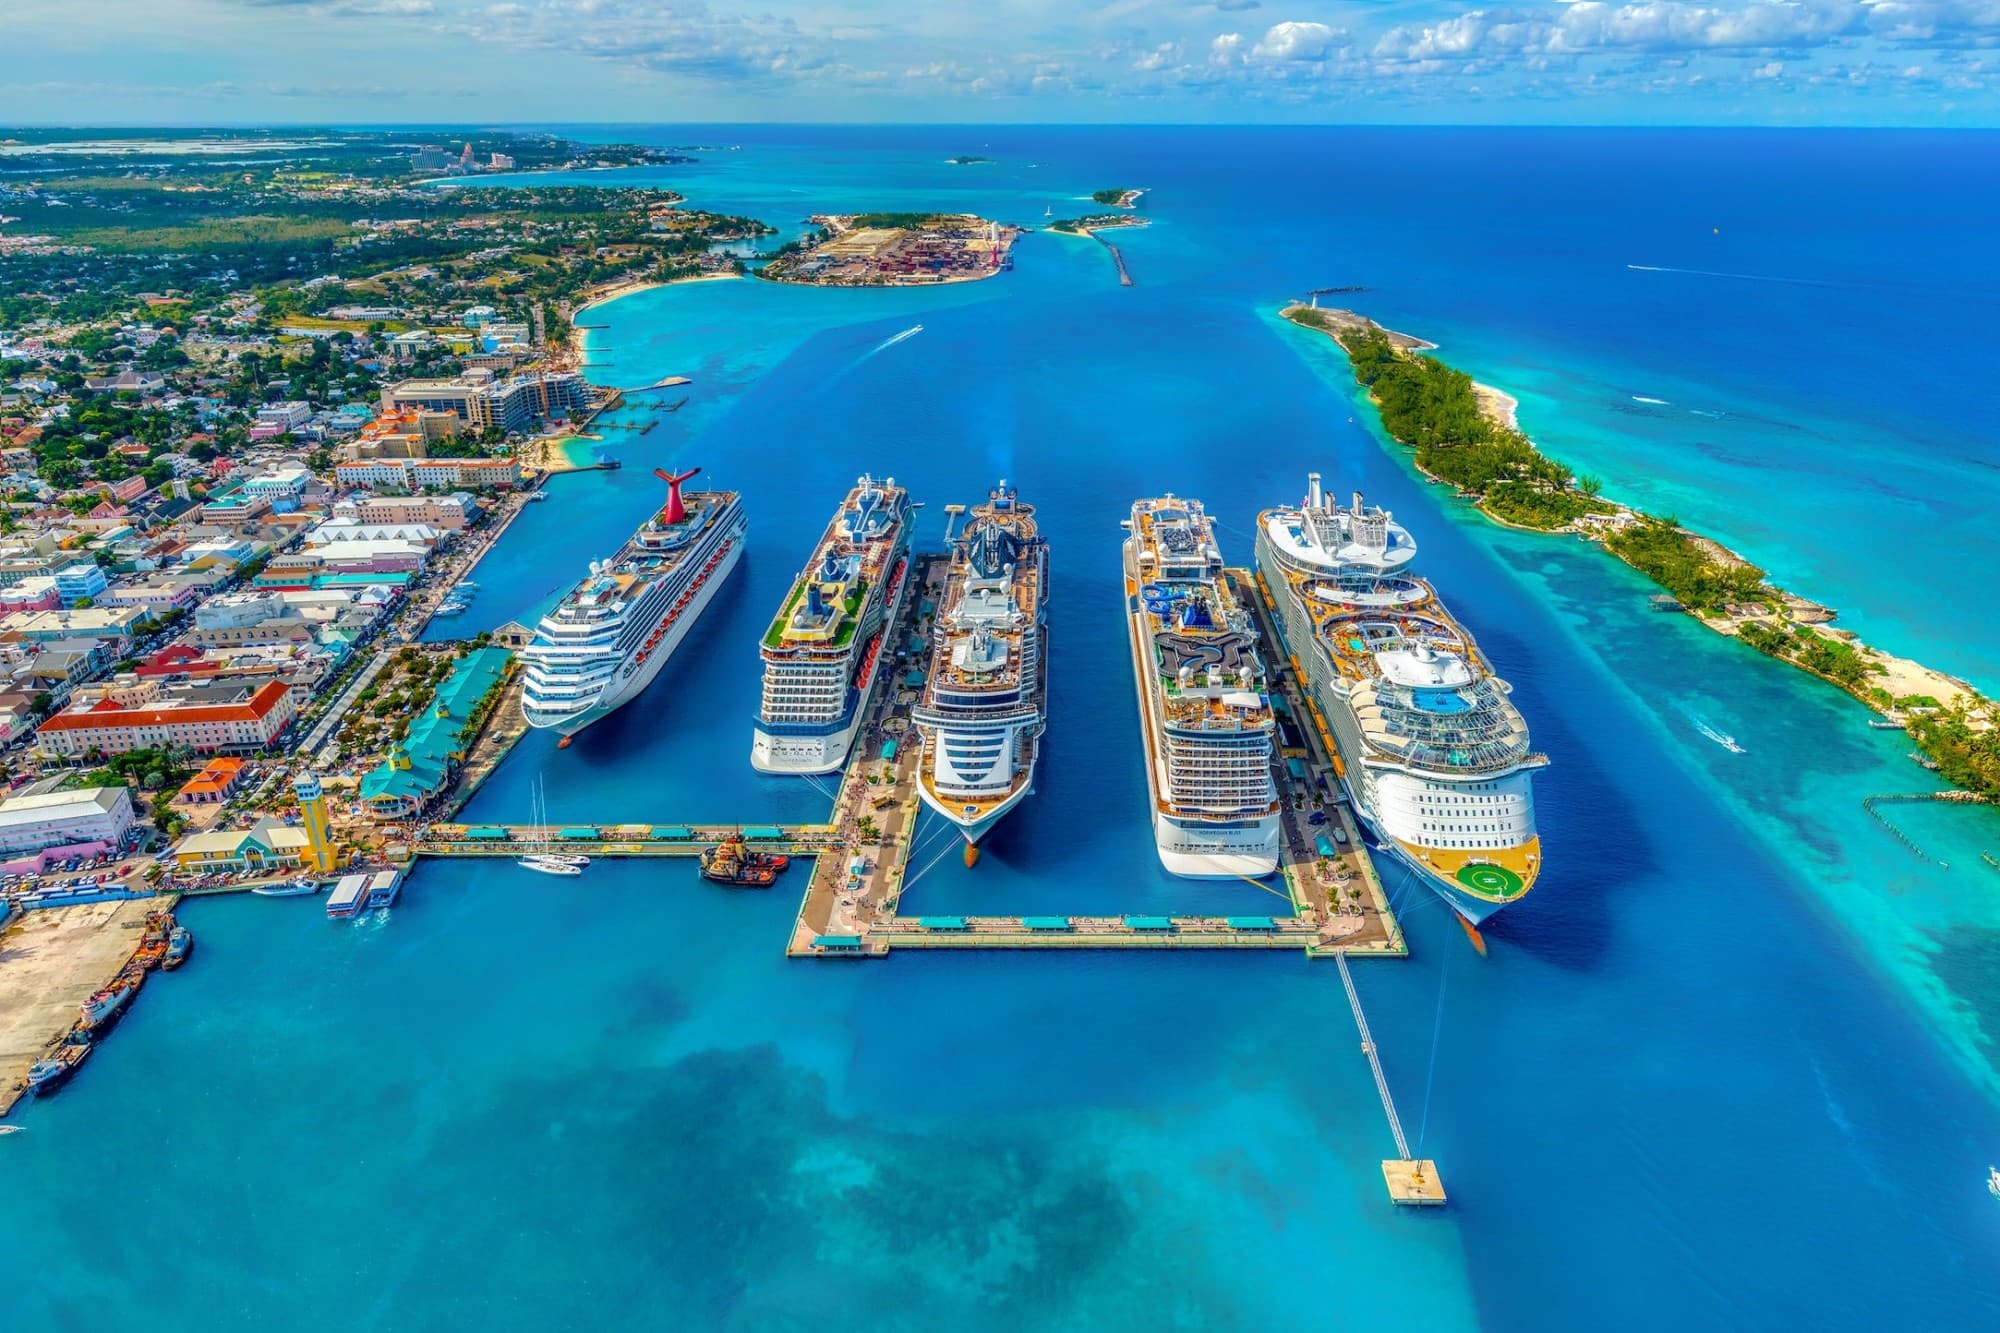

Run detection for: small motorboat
[[517, 855, 581, 877], [527, 489, 550, 501], [1989, 1165, 2000, 1201], [0, 1125, 23, 1135], [252, 878, 320, 897], [162, 926, 193, 970]]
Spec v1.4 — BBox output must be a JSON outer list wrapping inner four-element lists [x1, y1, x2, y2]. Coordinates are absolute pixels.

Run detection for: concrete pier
[[0, 898, 165, 1116]]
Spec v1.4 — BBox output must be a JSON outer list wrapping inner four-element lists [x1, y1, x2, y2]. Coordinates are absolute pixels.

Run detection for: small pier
[[1337, 950, 1445, 1205], [618, 375, 694, 394]]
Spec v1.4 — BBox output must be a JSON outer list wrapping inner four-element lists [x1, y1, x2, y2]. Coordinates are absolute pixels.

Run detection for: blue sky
[[3, 0, 1997, 124]]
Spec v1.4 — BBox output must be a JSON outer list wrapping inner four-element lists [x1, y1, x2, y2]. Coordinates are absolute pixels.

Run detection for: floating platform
[[1382, 1159, 1446, 1206]]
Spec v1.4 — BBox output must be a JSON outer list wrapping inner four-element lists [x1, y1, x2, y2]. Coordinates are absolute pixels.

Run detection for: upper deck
[[1126, 496, 1273, 736], [541, 481, 737, 635], [925, 481, 1045, 702], [1260, 473, 1416, 584], [762, 475, 910, 659]]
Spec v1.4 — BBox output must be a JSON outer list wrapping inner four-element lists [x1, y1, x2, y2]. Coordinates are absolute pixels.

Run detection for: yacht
[[251, 878, 320, 897], [752, 474, 915, 774], [519, 466, 745, 741], [1255, 473, 1546, 924], [912, 480, 1049, 859], [516, 854, 582, 877], [1122, 496, 1281, 877]]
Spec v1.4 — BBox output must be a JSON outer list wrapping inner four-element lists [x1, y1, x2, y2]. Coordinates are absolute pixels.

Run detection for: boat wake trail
[[1626, 263, 1851, 290], [1631, 395, 1671, 406], [863, 324, 924, 358], [1679, 703, 1747, 755]]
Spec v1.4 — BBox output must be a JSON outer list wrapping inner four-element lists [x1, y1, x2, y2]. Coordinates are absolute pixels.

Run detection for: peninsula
[[1091, 188, 1145, 208], [1283, 301, 1998, 797], [757, 213, 1018, 286]]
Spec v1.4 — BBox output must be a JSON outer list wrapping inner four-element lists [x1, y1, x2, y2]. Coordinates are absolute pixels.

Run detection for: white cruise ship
[[912, 480, 1048, 858], [752, 475, 915, 774], [1122, 496, 1282, 878], [519, 467, 745, 741], [1255, 473, 1546, 923]]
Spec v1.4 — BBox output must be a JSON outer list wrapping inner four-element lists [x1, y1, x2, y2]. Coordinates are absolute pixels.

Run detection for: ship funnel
[[1307, 472, 1323, 508], [1352, 491, 1364, 517], [653, 465, 701, 525]]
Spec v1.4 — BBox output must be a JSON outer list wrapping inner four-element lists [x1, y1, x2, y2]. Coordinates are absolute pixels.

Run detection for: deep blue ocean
[[8, 127, 2000, 1330]]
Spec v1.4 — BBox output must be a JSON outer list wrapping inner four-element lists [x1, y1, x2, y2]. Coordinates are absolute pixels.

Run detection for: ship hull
[[916, 771, 1035, 845], [750, 708, 864, 775], [1334, 770, 1517, 926], [1153, 813, 1282, 879], [524, 534, 744, 738]]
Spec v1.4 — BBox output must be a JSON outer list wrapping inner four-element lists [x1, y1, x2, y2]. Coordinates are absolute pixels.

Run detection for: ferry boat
[[752, 474, 915, 774], [519, 466, 745, 740], [1122, 496, 1282, 877], [912, 480, 1049, 856], [1255, 473, 1546, 924], [26, 1044, 90, 1096]]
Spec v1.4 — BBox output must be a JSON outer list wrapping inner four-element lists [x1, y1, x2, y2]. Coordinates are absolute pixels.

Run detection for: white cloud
[[1252, 19, 1343, 60]]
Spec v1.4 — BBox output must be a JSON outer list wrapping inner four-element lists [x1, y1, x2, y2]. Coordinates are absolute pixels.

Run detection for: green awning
[[1123, 915, 1174, 931], [1022, 916, 1072, 931], [652, 826, 694, 840], [1226, 916, 1276, 930], [741, 826, 783, 840], [815, 935, 863, 950], [558, 827, 599, 840], [917, 916, 968, 930], [902, 670, 926, 688], [463, 826, 512, 841]]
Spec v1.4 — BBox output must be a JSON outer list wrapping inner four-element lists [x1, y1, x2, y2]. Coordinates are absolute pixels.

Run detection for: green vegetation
[[1050, 213, 1140, 234], [1090, 189, 1133, 206], [1605, 517, 1770, 614], [948, 156, 992, 165], [1907, 704, 2000, 799], [1332, 323, 1612, 531], [846, 213, 963, 230], [1735, 620, 1873, 688]]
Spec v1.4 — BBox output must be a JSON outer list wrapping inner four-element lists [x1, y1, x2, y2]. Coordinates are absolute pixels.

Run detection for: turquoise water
[[9, 128, 2000, 1329]]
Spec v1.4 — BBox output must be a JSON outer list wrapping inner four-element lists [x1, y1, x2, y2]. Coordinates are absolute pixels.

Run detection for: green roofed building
[[358, 647, 512, 819]]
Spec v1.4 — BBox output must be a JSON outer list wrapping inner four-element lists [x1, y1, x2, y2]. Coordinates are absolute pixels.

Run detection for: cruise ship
[[519, 466, 744, 740], [1122, 496, 1282, 878], [1255, 473, 1546, 923], [912, 480, 1048, 857], [752, 475, 915, 774]]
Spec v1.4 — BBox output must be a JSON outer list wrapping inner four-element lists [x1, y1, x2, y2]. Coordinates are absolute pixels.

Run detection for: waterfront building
[[519, 470, 744, 739], [911, 480, 1049, 850], [1255, 473, 1546, 923], [1121, 495, 1281, 877], [170, 816, 315, 874], [358, 646, 512, 815], [0, 786, 136, 858], [753, 475, 915, 774], [35, 678, 298, 758], [379, 370, 590, 434]]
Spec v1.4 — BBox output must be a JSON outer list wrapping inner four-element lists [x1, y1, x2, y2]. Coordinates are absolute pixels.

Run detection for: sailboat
[[518, 774, 584, 876]]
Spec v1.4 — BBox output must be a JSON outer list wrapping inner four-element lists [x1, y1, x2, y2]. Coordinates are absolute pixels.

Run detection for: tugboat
[[162, 925, 193, 971], [699, 833, 787, 887], [26, 1043, 90, 1096]]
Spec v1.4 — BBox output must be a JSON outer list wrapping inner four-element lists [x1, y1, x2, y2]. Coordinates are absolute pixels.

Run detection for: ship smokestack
[[653, 465, 701, 525], [1352, 491, 1364, 517], [1307, 472, 1323, 508]]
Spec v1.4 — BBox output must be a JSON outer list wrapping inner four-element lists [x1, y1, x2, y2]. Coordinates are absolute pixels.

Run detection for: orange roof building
[[177, 756, 247, 805], [36, 680, 298, 759]]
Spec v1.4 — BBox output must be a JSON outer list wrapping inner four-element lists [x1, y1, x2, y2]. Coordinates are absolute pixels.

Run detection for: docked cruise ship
[[912, 480, 1048, 855], [751, 475, 915, 774], [519, 467, 744, 740], [1255, 473, 1546, 923], [1122, 496, 1282, 878]]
